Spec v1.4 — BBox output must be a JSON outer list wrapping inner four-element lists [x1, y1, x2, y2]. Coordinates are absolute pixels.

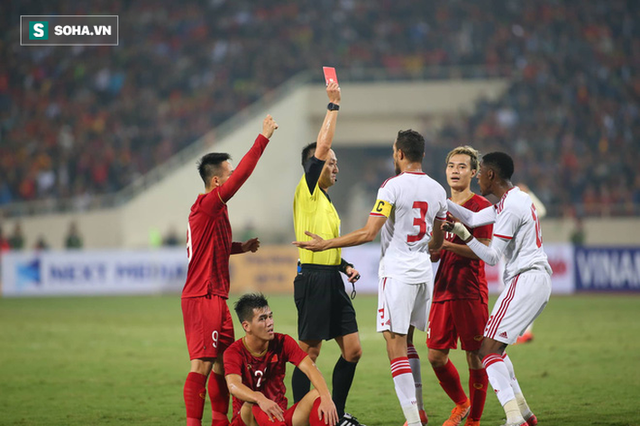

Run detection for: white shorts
[[377, 277, 432, 334], [484, 271, 551, 345]]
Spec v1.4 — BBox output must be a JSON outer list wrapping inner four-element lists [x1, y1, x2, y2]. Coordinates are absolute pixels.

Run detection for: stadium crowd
[[1, 0, 638, 217]]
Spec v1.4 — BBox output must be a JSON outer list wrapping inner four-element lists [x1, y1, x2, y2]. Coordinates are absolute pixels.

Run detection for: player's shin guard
[[184, 372, 207, 426], [332, 356, 357, 418], [468, 368, 488, 421], [391, 357, 420, 426], [433, 359, 467, 405], [208, 371, 230, 426], [407, 344, 424, 411], [292, 366, 311, 404]]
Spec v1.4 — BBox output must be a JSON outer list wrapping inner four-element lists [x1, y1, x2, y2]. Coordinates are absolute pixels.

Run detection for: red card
[[323, 66, 338, 85]]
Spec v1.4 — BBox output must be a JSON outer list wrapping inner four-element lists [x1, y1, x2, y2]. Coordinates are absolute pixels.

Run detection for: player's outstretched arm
[[466, 237, 509, 266], [313, 82, 341, 162], [441, 237, 492, 259], [297, 356, 339, 426], [225, 374, 285, 422], [231, 237, 260, 255], [445, 221, 508, 266], [447, 200, 496, 228], [218, 115, 278, 203], [293, 215, 386, 252]]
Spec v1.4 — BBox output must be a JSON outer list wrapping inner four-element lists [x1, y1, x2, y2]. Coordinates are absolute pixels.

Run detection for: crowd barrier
[[1, 244, 638, 297]]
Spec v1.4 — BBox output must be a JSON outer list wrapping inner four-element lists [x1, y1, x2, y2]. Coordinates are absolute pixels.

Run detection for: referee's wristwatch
[[327, 102, 340, 111]]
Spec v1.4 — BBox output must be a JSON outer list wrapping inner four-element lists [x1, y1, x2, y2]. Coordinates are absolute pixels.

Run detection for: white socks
[[407, 344, 424, 411], [483, 353, 524, 424], [391, 357, 420, 425]]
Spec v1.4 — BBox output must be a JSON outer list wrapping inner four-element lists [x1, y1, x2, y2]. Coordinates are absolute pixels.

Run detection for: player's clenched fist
[[261, 114, 278, 139]]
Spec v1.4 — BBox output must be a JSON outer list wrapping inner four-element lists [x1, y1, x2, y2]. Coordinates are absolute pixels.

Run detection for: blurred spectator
[[64, 221, 83, 249], [148, 228, 163, 248], [34, 235, 50, 251], [570, 217, 586, 246], [163, 225, 181, 247], [8, 221, 25, 250], [0, 226, 10, 252], [1, 0, 638, 219], [239, 221, 256, 243]]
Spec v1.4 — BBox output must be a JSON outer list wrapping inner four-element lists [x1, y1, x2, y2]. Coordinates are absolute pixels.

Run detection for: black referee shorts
[[294, 264, 358, 341]]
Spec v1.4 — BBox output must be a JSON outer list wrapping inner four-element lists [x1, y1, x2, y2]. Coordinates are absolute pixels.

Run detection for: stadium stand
[[1, 0, 638, 218]]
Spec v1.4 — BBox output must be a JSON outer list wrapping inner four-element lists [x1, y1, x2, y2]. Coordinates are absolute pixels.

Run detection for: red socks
[[252, 404, 287, 426], [309, 397, 326, 426], [468, 368, 488, 421], [208, 371, 230, 426], [184, 372, 207, 425], [433, 360, 467, 405]]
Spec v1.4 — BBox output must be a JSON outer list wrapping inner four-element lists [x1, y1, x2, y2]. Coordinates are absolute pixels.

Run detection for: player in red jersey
[[427, 146, 492, 426], [182, 115, 278, 426], [224, 293, 338, 426]]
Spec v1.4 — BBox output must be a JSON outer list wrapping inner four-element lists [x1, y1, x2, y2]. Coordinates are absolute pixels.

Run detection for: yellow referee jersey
[[293, 175, 341, 265]]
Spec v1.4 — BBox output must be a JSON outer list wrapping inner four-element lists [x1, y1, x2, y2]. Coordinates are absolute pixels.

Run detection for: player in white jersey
[[294, 130, 446, 426], [445, 152, 551, 426], [513, 183, 547, 344]]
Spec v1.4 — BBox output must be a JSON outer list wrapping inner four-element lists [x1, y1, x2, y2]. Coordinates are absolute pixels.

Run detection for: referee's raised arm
[[314, 81, 341, 161]]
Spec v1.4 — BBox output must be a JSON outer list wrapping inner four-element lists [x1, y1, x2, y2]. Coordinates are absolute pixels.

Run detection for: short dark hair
[[197, 153, 231, 186], [395, 130, 425, 163], [301, 142, 317, 168], [234, 293, 269, 323], [482, 152, 514, 180]]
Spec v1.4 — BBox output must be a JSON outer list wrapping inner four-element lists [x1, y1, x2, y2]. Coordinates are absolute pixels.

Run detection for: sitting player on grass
[[224, 293, 338, 426]]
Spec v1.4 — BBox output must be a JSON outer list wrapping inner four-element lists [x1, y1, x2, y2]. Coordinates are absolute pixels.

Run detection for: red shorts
[[230, 402, 298, 426], [182, 295, 234, 360], [427, 299, 488, 352]]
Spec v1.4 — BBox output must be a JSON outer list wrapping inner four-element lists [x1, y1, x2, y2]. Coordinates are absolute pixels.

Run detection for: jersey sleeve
[[470, 197, 494, 239], [493, 210, 520, 240], [435, 194, 448, 221], [447, 200, 496, 228], [194, 189, 225, 217], [370, 182, 395, 217], [283, 335, 308, 367], [223, 342, 244, 377], [303, 156, 325, 196], [199, 134, 270, 213]]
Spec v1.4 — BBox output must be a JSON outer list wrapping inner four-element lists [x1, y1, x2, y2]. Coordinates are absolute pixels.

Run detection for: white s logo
[[34, 23, 44, 37]]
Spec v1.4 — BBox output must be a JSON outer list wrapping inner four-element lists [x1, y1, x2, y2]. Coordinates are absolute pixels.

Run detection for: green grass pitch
[[1, 293, 639, 425]]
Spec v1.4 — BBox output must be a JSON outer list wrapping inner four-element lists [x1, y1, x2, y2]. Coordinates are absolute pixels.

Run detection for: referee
[[292, 81, 364, 426]]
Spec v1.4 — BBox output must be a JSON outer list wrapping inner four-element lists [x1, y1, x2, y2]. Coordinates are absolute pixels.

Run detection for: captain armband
[[371, 199, 392, 217]]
